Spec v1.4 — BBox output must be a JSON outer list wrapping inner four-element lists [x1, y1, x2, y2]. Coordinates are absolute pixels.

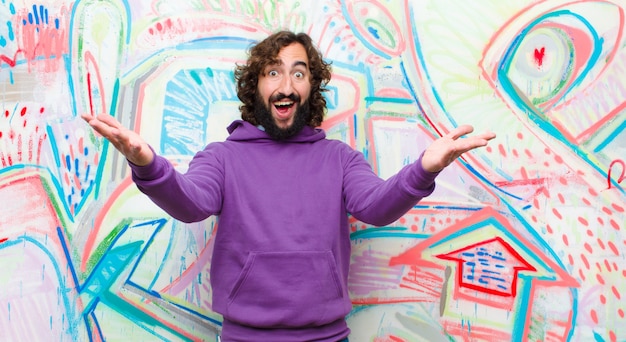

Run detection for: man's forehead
[[276, 44, 308, 63]]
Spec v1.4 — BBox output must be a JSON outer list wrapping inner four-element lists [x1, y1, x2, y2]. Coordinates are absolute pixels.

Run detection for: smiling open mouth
[[274, 100, 295, 115]]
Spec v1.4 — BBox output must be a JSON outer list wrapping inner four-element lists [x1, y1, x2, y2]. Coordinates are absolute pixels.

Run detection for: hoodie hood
[[226, 120, 326, 143]]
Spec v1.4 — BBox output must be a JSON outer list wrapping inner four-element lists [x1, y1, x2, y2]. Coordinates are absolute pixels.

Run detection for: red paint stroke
[[0, 237, 7, 243], [0, 106, 47, 165], [373, 335, 406, 342], [390, 207, 579, 288], [442, 319, 512, 341], [607, 159, 625, 189], [87, 72, 95, 115], [84, 50, 108, 115], [0, 49, 25, 68], [534, 47, 545, 67], [437, 236, 537, 297]]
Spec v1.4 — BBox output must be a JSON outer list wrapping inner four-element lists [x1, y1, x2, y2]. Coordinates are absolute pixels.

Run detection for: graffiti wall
[[0, 0, 624, 341]]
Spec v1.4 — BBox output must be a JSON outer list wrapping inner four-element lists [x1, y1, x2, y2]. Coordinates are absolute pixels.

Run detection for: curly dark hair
[[234, 31, 332, 127]]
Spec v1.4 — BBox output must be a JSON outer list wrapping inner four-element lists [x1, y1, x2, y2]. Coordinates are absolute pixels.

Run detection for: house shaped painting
[[390, 207, 579, 341]]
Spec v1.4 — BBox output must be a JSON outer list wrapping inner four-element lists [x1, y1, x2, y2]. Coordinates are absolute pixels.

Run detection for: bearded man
[[83, 30, 495, 342]]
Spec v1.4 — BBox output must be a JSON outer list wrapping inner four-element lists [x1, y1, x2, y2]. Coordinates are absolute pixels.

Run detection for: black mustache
[[270, 93, 299, 103]]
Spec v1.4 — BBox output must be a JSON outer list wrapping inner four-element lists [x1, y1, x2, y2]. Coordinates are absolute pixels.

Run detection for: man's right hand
[[81, 113, 154, 166]]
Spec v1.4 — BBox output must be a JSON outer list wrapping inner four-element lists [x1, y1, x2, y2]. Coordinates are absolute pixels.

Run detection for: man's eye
[[294, 71, 304, 78], [268, 70, 279, 77]]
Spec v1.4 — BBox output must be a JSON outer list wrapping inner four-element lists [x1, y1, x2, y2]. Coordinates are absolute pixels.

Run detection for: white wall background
[[0, 0, 625, 341]]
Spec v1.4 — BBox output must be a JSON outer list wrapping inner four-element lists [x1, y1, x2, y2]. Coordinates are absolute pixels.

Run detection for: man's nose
[[277, 75, 294, 94]]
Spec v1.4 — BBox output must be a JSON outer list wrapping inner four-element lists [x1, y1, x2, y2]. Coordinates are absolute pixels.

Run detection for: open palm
[[421, 125, 496, 173], [81, 113, 154, 166]]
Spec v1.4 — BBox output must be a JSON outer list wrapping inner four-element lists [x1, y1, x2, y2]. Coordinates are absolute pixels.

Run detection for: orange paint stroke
[[115, 289, 202, 341]]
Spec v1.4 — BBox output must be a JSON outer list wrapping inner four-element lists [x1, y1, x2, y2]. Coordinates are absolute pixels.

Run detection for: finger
[[87, 120, 115, 139], [474, 131, 496, 141], [454, 136, 492, 154], [447, 124, 474, 140], [81, 112, 94, 122], [484, 131, 497, 140], [95, 113, 124, 129]]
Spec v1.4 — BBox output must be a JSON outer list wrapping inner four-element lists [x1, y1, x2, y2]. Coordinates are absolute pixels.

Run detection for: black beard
[[253, 93, 311, 141]]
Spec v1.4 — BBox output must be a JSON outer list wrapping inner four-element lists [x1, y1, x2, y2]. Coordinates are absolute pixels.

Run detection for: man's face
[[256, 43, 312, 132]]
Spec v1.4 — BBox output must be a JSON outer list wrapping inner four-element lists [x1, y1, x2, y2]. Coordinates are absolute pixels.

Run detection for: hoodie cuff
[[128, 145, 166, 181], [404, 152, 441, 196]]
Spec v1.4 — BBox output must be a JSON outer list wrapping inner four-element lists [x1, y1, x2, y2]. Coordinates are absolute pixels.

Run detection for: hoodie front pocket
[[226, 250, 346, 328]]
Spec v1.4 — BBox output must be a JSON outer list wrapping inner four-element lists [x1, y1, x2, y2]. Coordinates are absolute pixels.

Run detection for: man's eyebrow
[[293, 61, 308, 68], [266, 60, 308, 69]]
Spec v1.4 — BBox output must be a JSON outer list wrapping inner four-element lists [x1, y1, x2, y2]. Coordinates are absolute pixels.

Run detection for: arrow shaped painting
[[436, 236, 537, 298], [389, 207, 579, 341]]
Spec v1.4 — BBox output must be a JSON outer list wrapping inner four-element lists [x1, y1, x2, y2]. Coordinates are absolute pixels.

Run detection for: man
[[83, 31, 495, 342]]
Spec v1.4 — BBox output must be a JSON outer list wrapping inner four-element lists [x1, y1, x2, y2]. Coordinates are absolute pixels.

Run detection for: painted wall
[[0, 0, 624, 341]]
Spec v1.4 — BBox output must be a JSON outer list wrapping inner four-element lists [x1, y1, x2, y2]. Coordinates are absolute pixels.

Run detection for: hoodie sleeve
[[342, 147, 440, 226], [129, 144, 225, 223]]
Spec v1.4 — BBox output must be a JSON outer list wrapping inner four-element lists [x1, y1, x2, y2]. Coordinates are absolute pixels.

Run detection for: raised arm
[[81, 112, 224, 222], [344, 124, 495, 226]]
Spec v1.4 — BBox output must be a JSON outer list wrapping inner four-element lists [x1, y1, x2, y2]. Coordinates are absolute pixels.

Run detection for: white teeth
[[274, 101, 293, 106]]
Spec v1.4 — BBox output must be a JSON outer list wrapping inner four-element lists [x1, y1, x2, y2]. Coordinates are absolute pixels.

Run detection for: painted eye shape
[[480, 1, 625, 147], [342, 0, 406, 59]]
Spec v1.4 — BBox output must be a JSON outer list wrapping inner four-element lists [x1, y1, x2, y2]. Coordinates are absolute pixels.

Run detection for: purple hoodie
[[130, 120, 439, 341]]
